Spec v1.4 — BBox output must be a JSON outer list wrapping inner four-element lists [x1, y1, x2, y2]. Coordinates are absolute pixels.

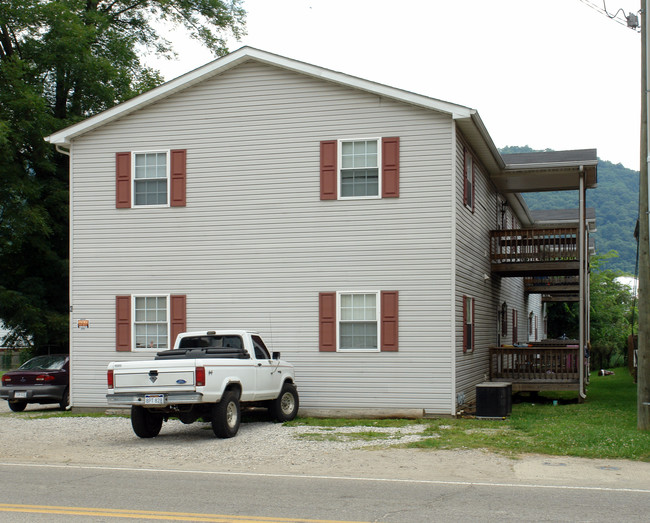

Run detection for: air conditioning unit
[[476, 382, 512, 418]]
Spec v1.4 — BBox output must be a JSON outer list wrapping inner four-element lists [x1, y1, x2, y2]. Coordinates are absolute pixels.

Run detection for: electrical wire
[[577, 0, 634, 28]]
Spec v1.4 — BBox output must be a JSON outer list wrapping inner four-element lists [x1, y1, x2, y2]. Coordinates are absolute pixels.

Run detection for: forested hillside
[[500, 146, 639, 274]]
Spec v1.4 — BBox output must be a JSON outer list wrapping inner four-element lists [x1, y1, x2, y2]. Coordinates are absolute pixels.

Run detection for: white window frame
[[132, 294, 170, 351], [336, 290, 381, 352], [132, 150, 170, 208], [338, 138, 382, 200]]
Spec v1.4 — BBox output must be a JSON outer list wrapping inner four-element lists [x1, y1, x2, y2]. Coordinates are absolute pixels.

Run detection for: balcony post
[[579, 169, 586, 400]]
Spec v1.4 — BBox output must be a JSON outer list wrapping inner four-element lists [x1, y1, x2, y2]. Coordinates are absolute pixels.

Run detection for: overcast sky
[[149, 0, 642, 170]]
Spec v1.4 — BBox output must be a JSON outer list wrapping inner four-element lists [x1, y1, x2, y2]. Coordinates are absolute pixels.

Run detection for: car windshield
[[18, 355, 67, 370]]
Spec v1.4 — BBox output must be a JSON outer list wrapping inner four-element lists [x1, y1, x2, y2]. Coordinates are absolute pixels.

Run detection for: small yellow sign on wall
[[77, 319, 89, 330]]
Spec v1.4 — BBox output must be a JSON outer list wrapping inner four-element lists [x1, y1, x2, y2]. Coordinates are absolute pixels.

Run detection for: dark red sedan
[[1, 354, 69, 412]]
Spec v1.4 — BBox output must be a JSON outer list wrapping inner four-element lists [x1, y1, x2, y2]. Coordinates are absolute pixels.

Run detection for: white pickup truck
[[106, 330, 299, 438]]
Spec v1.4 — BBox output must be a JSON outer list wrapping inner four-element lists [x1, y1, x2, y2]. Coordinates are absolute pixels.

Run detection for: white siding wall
[[453, 132, 544, 406], [69, 61, 457, 412]]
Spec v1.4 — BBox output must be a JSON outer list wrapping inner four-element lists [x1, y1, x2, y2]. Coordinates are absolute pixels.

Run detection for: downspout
[[56, 145, 70, 156], [579, 166, 587, 400]]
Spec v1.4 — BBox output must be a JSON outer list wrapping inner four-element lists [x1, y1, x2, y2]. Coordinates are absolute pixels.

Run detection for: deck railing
[[489, 346, 580, 382], [524, 276, 580, 287], [490, 228, 578, 264]]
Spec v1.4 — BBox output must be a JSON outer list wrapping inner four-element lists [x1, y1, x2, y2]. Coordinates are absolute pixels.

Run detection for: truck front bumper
[[106, 392, 203, 407]]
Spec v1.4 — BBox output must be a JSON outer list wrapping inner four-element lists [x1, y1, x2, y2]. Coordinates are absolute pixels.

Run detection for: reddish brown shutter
[[462, 296, 468, 353], [116, 152, 131, 208], [170, 149, 187, 207], [471, 154, 476, 213], [471, 298, 475, 352], [380, 291, 399, 351], [319, 292, 337, 351], [381, 137, 399, 198], [170, 294, 187, 349], [462, 147, 466, 205], [116, 296, 131, 351], [320, 141, 337, 200]]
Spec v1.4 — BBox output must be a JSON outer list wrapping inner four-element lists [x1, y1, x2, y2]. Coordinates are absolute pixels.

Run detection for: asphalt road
[[1, 462, 649, 522]]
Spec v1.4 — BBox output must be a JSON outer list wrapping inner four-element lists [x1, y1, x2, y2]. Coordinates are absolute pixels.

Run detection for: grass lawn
[[289, 368, 650, 461]]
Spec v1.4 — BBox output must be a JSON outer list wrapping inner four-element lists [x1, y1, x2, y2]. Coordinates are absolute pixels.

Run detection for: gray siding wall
[[69, 61, 457, 412], [453, 132, 543, 406]]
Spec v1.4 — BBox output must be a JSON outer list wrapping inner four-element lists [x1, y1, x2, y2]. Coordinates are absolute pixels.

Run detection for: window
[[116, 294, 185, 352], [318, 290, 398, 352], [340, 139, 379, 198], [134, 152, 168, 206], [512, 309, 518, 344], [116, 150, 186, 208], [463, 147, 475, 211], [252, 335, 271, 359], [463, 296, 475, 353], [339, 292, 379, 350], [134, 296, 169, 350], [320, 138, 399, 200], [501, 302, 508, 336]]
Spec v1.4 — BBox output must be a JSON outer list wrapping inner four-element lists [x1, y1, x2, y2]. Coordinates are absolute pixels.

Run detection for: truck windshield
[[178, 335, 243, 350]]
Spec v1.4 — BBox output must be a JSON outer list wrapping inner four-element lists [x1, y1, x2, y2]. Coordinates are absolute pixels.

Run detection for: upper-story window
[[463, 147, 475, 211], [320, 137, 399, 200], [116, 149, 186, 209], [134, 152, 168, 206], [340, 139, 380, 198]]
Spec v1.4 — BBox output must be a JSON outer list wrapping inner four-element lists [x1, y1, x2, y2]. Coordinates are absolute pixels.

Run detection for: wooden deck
[[489, 344, 581, 392], [490, 228, 579, 277]]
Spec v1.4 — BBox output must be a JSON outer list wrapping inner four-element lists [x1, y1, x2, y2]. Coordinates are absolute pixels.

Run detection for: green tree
[[0, 0, 245, 353], [588, 252, 636, 370], [545, 252, 636, 370]]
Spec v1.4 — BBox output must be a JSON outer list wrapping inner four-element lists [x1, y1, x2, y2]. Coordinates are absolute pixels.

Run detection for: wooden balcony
[[524, 276, 580, 302], [489, 344, 582, 392], [490, 228, 579, 277]]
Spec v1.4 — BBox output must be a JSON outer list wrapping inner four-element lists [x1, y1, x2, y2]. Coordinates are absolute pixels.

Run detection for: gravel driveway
[[1, 401, 649, 491]]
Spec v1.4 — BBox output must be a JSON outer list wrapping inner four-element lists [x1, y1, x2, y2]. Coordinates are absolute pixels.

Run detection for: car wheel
[[59, 388, 69, 410], [270, 382, 299, 422], [8, 401, 27, 412], [131, 406, 163, 438], [211, 390, 240, 438]]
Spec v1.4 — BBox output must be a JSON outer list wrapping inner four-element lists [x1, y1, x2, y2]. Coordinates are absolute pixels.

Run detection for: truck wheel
[[211, 390, 240, 438], [131, 406, 163, 438], [8, 401, 27, 412], [270, 382, 299, 422]]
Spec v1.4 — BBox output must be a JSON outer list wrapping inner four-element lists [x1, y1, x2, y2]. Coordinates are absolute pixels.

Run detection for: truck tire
[[131, 406, 163, 438], [270, 382, 299, 422], [211, 390, 240, 438]]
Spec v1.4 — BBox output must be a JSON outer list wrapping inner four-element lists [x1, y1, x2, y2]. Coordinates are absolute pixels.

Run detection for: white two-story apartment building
[[46, 47, 597, 415]]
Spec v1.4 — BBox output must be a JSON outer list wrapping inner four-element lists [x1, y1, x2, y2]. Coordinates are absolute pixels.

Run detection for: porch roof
[[492, 149, 598, 193]]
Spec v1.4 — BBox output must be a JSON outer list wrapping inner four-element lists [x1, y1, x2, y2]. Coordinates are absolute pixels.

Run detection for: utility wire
[[577, 0, 633, 28]]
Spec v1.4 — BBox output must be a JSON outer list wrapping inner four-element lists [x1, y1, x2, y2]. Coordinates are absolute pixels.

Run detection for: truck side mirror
[[272, 351, 281, 360]]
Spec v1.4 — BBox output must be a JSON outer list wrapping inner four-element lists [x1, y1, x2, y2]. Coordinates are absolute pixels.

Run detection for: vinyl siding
[[453, 132, 543, 406], [69, 60, 456, 411]]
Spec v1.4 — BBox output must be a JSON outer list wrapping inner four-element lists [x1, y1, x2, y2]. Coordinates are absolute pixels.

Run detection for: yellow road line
[[0, 503, 367, 523]]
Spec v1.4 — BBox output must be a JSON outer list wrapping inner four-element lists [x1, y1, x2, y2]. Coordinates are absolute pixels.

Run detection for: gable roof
[[45, 46, 480, 147], [44, 46, 597, 201]]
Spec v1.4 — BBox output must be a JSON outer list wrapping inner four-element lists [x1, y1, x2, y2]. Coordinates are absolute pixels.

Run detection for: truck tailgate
[[113, 360, 196, 392]]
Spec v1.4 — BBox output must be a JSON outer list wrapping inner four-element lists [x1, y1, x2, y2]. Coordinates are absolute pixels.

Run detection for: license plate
[[144, 394, 164, 405], [14, 391, 27, 399]]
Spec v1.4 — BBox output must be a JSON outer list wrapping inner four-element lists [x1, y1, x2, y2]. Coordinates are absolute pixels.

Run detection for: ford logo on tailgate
[[176, 379, 187, 384]]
